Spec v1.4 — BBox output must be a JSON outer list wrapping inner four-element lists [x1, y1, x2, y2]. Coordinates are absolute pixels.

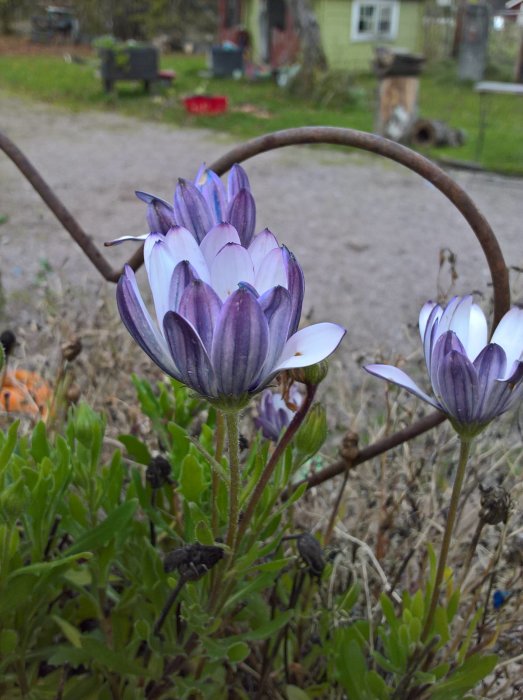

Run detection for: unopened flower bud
[[287, 360, 329, 387], [73, 403, 98, 447], [297, 533, 325, 577], [61, 336, 82, 362], [295, 402, 327, 456]]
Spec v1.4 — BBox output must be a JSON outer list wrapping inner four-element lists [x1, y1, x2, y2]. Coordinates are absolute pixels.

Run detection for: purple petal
[[163, 311, 216, 397], [473, 343, 507, 418], [174, 179, 213, 243], [136, 191, 176, 234], [211, 288, 269, 396], [227, 189, 256, 247], [248, 229, 280, 273], [195, 168, 227, 224], [210, 242, 255, 301], [491, 307, 523, 378], [274, 323, 346, 372], [116, 266, 180, 379], [255, 247, 287, 296], [227, 163, 251, 200], [168, 260, 199, 313], [200, 223, 241, 267], [436, 350, 478, 425], [364, 363, 439, 408], [258, 286, 292, 376], [423, 304, 443, 374], [282, 246, 305, 336], [178, 279, 222, 353], [429, 331, 467, 403]]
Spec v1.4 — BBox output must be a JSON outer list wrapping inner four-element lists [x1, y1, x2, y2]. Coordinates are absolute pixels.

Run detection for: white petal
[[144, 234, 176, 330], [419, 301, 438, 343], [163, 226, 210, 284], [434, 296, 472, 351], [200, 223, 241, 267], [105, 233, 149, 246], [254, 247, 287, 295], [273, 323, 346, 371], [210, 243, 255, 301], [248, 229, 280, 274], [491, 307, 523, 378], [364, 364, 439, 408], [466, 303, 488, 361]]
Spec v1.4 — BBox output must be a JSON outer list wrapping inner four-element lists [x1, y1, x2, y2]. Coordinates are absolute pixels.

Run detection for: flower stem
[[421, 436, 472, 642], [225, 411, 241, 551], [211, 411, 225, 537], [236, 384, 317, 544]]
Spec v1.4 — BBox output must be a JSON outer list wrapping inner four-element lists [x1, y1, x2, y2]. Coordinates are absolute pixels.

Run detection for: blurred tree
[[0, 0, 24, 34], [286, 0, 328, 94]]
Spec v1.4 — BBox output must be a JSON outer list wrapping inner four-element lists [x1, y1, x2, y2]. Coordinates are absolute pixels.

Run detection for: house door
[[259, 0, 299, 67]]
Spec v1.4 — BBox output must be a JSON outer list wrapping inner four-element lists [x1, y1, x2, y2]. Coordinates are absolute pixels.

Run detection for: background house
[[218, 0, 426, 72]]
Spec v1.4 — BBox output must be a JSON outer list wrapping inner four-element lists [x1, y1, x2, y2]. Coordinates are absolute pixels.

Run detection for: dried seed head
[[479, 484, 513, 525], [297, 533, 325, 577], [146, 456, 173, 489], [0, 330, 16, 357], [66, 384, 81, 404], [339, 430, 359, 463], [164, 543, 224, 581], [61, 336, 82, 362]]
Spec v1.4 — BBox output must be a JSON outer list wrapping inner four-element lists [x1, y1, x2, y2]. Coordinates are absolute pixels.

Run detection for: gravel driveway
[[1, 93, 522, 380]]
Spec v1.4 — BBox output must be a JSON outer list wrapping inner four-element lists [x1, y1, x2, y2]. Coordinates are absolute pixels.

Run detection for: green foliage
[[0, 379, 502, 697], [0, 50, 520, 173]]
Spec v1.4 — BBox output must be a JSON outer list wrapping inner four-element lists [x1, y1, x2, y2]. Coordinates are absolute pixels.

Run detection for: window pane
[[378, 6, 392, 35], [358, 4, 375, 33]]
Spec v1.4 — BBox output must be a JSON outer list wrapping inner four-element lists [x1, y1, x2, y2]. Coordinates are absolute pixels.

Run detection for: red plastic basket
[[183, 95, 228, 115]]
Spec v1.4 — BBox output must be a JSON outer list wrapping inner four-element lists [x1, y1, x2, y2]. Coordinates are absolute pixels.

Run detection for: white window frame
[[350, 0, 400, 42]]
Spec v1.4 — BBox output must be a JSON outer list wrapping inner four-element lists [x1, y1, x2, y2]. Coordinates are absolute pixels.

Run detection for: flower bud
[[287, 359, 329, 387], [479, 484, 512, 525], [295, 402, 327, 456], [73, 403, 98, 448]]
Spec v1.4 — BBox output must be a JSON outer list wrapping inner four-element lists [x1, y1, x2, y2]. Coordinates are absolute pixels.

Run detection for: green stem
[[421, 436, 472, 642], [211, 411, 225, 537], [236, 384, 317, 544], [225, 411, 241, 551]]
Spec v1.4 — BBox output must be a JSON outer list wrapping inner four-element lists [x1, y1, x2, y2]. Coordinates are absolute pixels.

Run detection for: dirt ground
[[2, 91, 522, 370]]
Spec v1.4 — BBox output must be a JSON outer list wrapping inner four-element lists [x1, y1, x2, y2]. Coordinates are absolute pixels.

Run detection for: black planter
[[99, 46, 159, 92]]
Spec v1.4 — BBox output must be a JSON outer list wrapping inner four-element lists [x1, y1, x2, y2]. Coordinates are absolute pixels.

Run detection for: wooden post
[[376, 76, 420, 140]]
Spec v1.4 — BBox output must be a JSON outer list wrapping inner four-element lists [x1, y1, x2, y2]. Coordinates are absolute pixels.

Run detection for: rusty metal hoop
[[0, 125, 512, 491]]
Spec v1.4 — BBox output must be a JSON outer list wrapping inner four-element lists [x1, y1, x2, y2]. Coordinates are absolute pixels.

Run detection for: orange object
[[1, 369, 52, 418]]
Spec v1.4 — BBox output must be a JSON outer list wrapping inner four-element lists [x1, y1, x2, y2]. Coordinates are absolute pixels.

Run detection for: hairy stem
[[211, 411, 225, 537], [225, 411, 241, 551], [237, 383, 317, 543], [421, 436, 472, 642]]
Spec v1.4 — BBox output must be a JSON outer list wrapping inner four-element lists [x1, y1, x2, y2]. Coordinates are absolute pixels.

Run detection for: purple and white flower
[[114, 167, 345, 409], [255, 387, 302, 441], [106, 164, 255, 247], [365, 296, 523, 436]]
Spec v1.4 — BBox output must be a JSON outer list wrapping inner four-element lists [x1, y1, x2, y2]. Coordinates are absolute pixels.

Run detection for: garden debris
[[233, 103, 272, 118], [410, 118, 466, 148]]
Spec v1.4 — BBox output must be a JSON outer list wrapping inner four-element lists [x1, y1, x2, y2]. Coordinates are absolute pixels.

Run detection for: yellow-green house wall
[[243, 0, 425, 73]]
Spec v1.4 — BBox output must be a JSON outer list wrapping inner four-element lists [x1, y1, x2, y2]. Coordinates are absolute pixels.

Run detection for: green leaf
[[227, 641, 250, 663], [7, 551, 93, 580], [65, 500, 138, 555], [237, 609, 294, 641], [339, 583, 360, 613], [195, 519, 214, 546], [366, 670, 390, 699], [286, 686, 311, 700], [179, 454, 205, 502], [117, 434, 151, 465], [380, 592, 399, 630], [52, 615, 83, 648], [31, 421, 50, 461], [0, 420, 19, 472], [0, 629, 18, 654], [430, 654, 498, 699]]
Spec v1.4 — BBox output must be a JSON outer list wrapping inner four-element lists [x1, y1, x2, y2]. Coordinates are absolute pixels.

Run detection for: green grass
[[0, 52, 522, 174]]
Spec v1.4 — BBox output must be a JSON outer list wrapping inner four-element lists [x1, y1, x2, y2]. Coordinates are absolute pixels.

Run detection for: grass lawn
[[0, 49, 522, 175]]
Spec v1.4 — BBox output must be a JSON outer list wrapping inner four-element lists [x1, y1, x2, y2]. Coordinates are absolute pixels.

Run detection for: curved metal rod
[[0, 129, 119, 282], [208, 127, 510, 330]]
